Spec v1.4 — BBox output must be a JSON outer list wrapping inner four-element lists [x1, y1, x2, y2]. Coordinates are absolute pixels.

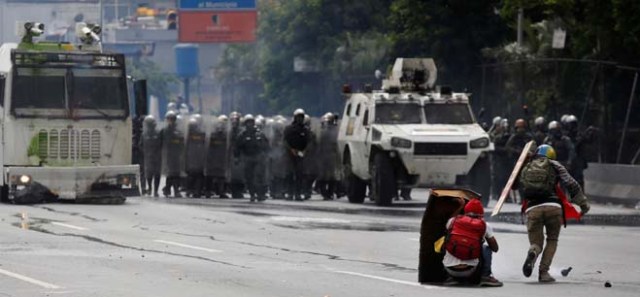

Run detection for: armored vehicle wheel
[[372, 153, 396, 206], [344, 158, 366, 203]]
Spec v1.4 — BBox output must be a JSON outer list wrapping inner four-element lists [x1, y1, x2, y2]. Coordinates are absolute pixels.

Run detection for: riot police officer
[[533, 116, 546, 145], [161, 111, 184, 198], [317, 113, 340, 200], [141, 115, 162, 197], [185, 116, 206, 198], [284, 109, 311, 201], [506, 119, 535, 161], [565, 115, 588, 187], [302, 115, 318, 200], [235, 114, 269, 201], [205, 115, 230, 198], [267, 118, 288, 199], [229, 112, 245, 198], [490, 118, 511, 199], [544, 121, 575, 168]]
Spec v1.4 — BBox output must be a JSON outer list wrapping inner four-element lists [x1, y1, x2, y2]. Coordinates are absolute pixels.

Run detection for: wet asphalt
[[1, 192, 639, 297]]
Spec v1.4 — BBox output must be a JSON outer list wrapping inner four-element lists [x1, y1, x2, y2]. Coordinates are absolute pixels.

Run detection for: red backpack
[[444, 215, 486, 260]]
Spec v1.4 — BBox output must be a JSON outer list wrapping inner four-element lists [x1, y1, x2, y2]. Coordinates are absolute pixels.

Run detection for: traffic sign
[[179, 0, 256, 10], [178, 11, 257, 43]]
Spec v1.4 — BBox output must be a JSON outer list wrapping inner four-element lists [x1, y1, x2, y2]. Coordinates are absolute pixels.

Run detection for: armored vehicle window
[[374, 103, 422, 124], [346, 103, 352, 116], [424, 103, 474, 124], [355, 103, 361, 116]]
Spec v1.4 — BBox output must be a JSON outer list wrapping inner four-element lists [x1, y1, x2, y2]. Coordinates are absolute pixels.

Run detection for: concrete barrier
[[584, 163, 640, 207]]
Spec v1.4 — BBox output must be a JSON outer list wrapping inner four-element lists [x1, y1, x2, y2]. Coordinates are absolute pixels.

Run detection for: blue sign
[[179, 0, 256, 10]]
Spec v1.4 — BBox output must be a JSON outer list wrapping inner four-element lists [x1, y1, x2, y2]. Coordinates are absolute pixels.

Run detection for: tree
[[127, 58, 178, 102], [389, 0, 509, 89], [217, 0, 393, 114]]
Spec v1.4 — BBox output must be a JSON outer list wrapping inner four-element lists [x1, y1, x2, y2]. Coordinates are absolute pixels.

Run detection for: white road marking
[[270, 216, 351, 224], [0, 268, 62, 289], [333, 271, 442, 289], [51, 222, 88, 231], [154, 240, 222, 253]]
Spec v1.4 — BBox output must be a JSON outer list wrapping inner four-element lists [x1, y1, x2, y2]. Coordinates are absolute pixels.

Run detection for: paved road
[[1, 193, 638, 297]]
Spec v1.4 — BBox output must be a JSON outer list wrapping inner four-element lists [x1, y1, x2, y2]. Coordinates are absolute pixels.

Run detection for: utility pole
[[517, 8, 523, 50], [517, 8, 525, 112], [99, 0, 104, 29]]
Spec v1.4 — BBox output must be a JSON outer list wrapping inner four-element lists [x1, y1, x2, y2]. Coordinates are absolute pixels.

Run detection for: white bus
[[0, 22, 141, 203]]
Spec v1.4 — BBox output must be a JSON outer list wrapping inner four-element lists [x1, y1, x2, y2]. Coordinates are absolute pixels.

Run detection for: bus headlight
[[470, 137, 490, 149], [19, 175, 32, 185]]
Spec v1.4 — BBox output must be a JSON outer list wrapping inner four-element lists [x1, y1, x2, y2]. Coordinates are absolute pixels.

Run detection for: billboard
[[179, 0, 257, 10], [178, 11, 257, 43]]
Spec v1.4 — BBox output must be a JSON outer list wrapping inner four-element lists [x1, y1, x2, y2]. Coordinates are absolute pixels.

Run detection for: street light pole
[[517, 8, 523, 50], [99, 0, 104, 29]]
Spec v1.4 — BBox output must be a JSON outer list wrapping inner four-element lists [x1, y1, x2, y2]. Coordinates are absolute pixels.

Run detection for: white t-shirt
[[442, 217, 494, 267]]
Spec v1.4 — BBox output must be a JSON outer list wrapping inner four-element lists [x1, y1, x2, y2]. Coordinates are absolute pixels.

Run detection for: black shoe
[[443, 277, 460, 286], [523, 250, 537, 278], [219, 194, 229, 199], [480, 275, 503, 287]]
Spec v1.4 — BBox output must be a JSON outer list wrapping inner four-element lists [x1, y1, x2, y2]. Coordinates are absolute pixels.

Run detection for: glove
[[579, 202, 590, 216]]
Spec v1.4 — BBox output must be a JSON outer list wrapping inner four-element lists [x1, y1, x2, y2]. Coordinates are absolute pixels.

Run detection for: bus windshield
[[11, 67, 128, 118], [71, 69, 128, 111], [12, 68, 66, 109]]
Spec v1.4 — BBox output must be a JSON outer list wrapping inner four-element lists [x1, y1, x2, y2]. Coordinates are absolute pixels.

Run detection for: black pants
[[186, 170, 204, 197], [244, 157, 266, 199], [287, 155, 304, 199], [205, 176, 227, 197], [270, 177, 286, 199], [318, 180, 337, 199], [163, 175, 181, 197], [146, 174, 161, 196]]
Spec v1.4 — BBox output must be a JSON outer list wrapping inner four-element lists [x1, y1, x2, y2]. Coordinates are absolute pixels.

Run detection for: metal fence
[[476, 59, 640, 164]]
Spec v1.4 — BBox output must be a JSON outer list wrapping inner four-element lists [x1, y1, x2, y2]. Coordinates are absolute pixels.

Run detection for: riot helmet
[[293, 109, 305, 125], [548, 121, 562, 137], [535, 144, 557, 160], [165, 110, 177, 125]]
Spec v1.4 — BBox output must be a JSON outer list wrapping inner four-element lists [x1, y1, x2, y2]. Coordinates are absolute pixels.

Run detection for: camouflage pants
[[526, 206, 563, 273]]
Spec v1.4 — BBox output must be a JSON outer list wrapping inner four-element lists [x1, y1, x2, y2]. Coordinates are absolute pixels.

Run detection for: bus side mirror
[[133, 79, 148, 118]]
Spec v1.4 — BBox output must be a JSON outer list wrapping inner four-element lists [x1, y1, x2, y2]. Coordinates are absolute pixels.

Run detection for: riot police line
[[487, 114, 598, 204], [139, 106, 344, 202]]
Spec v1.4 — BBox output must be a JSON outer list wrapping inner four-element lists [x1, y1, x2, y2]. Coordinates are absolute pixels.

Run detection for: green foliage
[[215, 0, 640, 122], [217, 0, 393, 114], [389, 0, 508, 87], [126, 58, 178, 101]]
